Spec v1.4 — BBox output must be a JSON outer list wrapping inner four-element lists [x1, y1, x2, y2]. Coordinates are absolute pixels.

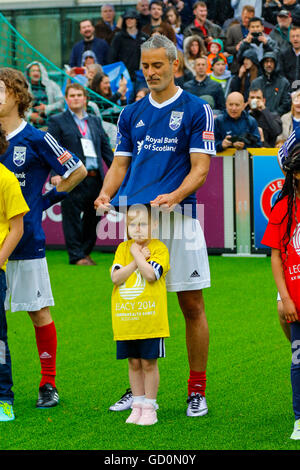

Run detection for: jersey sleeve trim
[[148, 261, 163, 280], [190, 147, 216, 155], [114, 151, 133, 157], [61, 160, 83, 179]]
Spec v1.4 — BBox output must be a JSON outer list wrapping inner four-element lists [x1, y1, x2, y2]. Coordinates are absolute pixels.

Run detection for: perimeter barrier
[[42, 148, 282, 255]]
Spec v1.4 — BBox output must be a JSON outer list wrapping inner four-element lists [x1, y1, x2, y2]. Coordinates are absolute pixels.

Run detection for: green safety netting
[[0, 12, 121, 146]]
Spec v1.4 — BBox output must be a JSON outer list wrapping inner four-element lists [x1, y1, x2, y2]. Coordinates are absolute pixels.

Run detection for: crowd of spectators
[[23, 0, 300, 150]]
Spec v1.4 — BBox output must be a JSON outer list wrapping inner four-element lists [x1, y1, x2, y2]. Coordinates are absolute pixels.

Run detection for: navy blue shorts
[[116, 337, 166, 360]]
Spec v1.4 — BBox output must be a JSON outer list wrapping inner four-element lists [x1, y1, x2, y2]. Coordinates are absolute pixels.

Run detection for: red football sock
[[34, 321, 57, 388], [188, 370, 206, 397]]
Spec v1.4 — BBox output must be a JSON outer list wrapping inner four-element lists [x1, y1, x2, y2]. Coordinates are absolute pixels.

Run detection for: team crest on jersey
[[169, 111, 184, 131], [13, 146, 26, 167]]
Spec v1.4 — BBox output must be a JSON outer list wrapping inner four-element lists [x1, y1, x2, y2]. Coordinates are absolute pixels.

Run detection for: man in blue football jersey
[[95, 34, 215, 417], [0, 68, 87, 409]]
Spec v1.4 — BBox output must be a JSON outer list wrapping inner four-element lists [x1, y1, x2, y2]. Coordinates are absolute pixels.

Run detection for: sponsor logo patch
[[58, 150, 72, 165], [202, 131, 215, 141], [137, 140, 144, 155], [190, 270, 200, 278]]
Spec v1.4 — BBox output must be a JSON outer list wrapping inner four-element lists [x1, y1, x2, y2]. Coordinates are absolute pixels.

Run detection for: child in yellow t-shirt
[[0, 124, 29, 421], [111, 204, 170, 426]]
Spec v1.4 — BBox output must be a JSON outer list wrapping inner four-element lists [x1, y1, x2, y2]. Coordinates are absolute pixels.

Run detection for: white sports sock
[[144, 398, 157, 407], [132, 395, 145, 405]]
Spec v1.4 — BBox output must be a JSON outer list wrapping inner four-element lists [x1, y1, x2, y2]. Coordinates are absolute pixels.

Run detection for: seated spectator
[[214, 91, 262, 152], [276, 89, 300, 147], [135, 87, 150, 101], [183, 56, 226, 113], [209, 56, 233, 98], [69, 19, 109, 68], [183, 34, 207, 76], [109, 10, 148, 82], [91, 73, 127, 109], [86, 64, 103, 88], [95, 4, 121, 45], [25, 61, 64, 129], [141, 0, 176, 43], [237, 16, 278, 63], [136, 0, 151, 28], [263, 0, 300, 26], [183, 1, 223, 48], [65, 60, 103, 89], [251, 51, 291, 115], [279, 25, 300, 88], [206, 39, 228, 73], [174, 50, 194, 87], [224, 4, 255, 73], [269, 9, 292, 50], [165, 5, 184, 51], [81, 50, 98, 68], [246, 87, 282, 147], [229, 48, 259, 101]]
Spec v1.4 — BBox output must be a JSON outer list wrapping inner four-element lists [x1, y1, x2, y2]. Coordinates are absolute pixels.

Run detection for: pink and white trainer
[[125, 403, 143, 424], [137, 404, 158, 426]]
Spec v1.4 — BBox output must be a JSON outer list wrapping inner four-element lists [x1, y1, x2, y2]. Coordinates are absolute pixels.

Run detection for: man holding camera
[[214, 91, 262, 152], [246, 87, 282, 147], [237, 16, 278, 63]]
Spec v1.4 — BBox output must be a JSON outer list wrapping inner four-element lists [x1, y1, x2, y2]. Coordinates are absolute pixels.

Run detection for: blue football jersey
[[110, 88, 215, 216], [278, 127, 300, 168], [1, 120, 82, 260]]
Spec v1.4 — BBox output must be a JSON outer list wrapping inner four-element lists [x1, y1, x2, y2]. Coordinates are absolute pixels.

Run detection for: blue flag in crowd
[[103, 62, 133, 103]]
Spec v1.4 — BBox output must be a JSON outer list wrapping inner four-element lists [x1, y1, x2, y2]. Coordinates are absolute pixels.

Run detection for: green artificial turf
[[1, 251, 298, 450]]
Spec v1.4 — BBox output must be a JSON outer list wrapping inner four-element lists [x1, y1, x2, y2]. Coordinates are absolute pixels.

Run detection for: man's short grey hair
[[101, 3, 115, 11], [141, 35, 178, 62]]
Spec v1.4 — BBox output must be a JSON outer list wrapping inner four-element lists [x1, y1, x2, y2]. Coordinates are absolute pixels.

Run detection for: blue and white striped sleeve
[[148, 261, 163, 280], [40, 132, 82, 178], [189, 102, 216, 156]]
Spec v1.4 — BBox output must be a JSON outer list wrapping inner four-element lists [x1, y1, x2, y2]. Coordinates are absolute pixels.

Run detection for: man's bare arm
[[94, 156, 131, 211], [56, 164, 87, 193]]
